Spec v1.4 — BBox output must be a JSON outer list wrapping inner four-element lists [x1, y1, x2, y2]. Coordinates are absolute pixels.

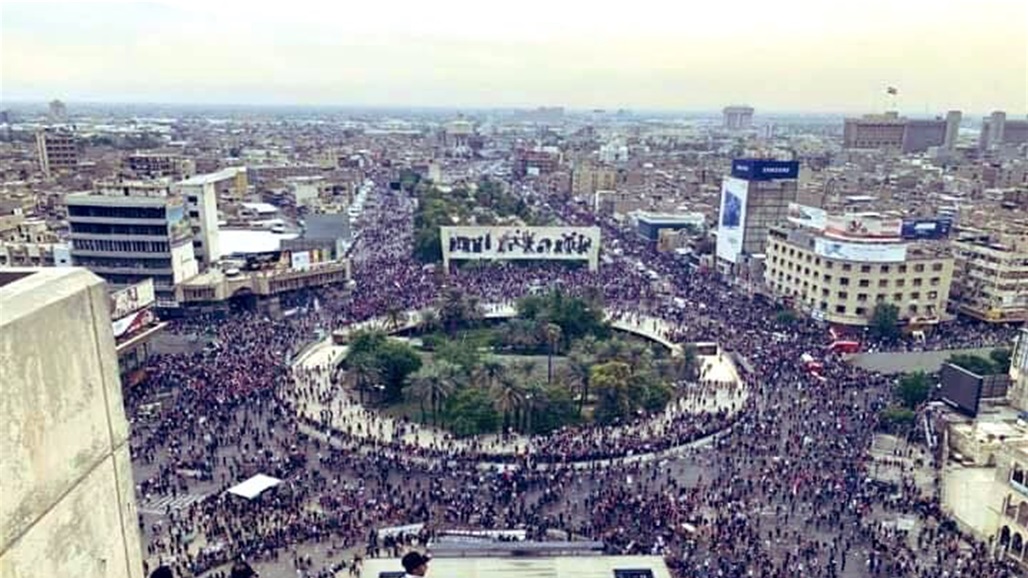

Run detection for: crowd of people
[[128, 171, 1023, 578]]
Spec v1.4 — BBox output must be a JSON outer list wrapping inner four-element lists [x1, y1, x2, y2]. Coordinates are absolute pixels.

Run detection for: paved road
[[848, 347, 996, 374]]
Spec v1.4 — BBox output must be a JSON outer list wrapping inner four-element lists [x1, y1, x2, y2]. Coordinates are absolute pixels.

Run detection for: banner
[[813, 238, 907, 263], [441, 226, 600, 268], [824, 214, 902, 240], [110, 278, 156, 320], [901, 218, 952, 240], [716, 177, 748, 263], [787, 203, 827, 230], [112, 309, 155, 339], [291, 250, 311, 271]]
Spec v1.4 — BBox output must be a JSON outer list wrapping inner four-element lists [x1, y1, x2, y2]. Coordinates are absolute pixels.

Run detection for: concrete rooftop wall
[[0, 268, 143, 578]]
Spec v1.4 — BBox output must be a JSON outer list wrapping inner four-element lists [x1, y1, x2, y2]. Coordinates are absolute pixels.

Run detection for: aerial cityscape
[[1, 2, 1027, 578]]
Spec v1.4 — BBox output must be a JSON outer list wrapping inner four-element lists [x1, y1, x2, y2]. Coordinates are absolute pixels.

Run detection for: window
[[914, 264, 925, 272], [876, 294, 886, 302], [187, 195, 198, 204], [614, 571, 655, 578], [930, 277, 940, 286], [898, 265, 908, 273], [821, 288, 830, 297], [839, 277, 850, 286], [910, 292, 920, 300], [823, 274, 832, 283], [857, 293, 868, 302], [842, 264, 852, 271], [880, 265, 891, 274], [912, 278, 923, 287], [188, 210, 199, 219], [928, 291, 939, 300], [825, 261, 833, 269], [932, 262, 944, 272], [878, 279, 889, 288], [837, 291, 848, 299], [860, 265, 872, 273], [909, 304, 919, 313], [835, 304, 847, 314], [895, 279, 906, 287], [893, 293, 903, 301], [858, 279, 870, 287], [855, 307, 867, 316]]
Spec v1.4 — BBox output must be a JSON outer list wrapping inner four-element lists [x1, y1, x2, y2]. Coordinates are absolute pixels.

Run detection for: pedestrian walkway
[[138, 492, 208, 516]]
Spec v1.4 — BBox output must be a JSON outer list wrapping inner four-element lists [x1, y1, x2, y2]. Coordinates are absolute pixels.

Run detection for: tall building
[[124, 152, 196, 179], [572, 163, 618, 198], [35, 128, 78, 177], [722, 106, 754, 130], [980, 111, 1028, 150], [944, 110, 962, 150], [47, 98, 67, 122], [0, 268, 144, 578], [66, 190, 199, 307], [716, 159, 799, 268], [843, 112, 952, 153], [995, 439, 1028, 570], [175, 168, 246, 265], [950, 232, 1028, 323], [1007, 328, 1028, 412], [764, 224, 954, 326]]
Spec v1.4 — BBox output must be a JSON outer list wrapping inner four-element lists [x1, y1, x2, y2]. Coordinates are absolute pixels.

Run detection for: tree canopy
[[869, 303, 900, 341]]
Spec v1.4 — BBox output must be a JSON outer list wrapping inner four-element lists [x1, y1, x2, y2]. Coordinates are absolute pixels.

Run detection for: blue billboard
[[901, 218, 952, 240], [730, 159, 799, 181]]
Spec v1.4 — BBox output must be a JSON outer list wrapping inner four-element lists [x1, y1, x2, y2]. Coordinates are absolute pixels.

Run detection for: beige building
[[764, 226, 954, 326], [1009, 328, 1028, 412], [996, 440, 1028, 569], [0, 268, 144, 578], [843, 113, 907, 150], [950, 232, 1028, 323], [572, 163, 618, 198], [35, 127, 78, 177]]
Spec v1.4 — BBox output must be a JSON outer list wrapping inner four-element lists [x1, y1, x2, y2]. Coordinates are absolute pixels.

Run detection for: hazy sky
[[2, 0, 1026, 113]]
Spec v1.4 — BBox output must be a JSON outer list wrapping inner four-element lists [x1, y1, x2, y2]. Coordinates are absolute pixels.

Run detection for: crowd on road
[[128, 175, 1022, 578]]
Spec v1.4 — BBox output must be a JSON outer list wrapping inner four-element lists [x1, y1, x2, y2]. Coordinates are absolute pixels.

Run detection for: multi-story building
[[66, 191, 199, 306], [572, 163, 618, 198], [124, 152, 196, 179], [47, 98, 67, 122], [0, 242, 71, 267], [0, 268, 144, 578], [35, 127, 78, 177], [716, 159, 799, 270], [843, 111, 956, 153], [980, 111, 1028, 150], [723, 106, 754, 130], [764, 225, 954, 326], [1007, 328, 1028, 412], [175, 168, 246, 265], [996, 439, 1028, 570], [950, 232, 1028, 323]]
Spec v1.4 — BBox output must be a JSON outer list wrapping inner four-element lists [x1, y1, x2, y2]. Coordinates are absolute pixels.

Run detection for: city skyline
[[2, 0, 1026, 113]]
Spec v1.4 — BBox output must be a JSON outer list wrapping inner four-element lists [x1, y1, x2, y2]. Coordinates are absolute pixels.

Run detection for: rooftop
[[177, 167, 243, 186]]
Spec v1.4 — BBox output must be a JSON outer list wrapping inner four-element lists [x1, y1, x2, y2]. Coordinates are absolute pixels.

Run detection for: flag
[[886, 86, 898, 95]]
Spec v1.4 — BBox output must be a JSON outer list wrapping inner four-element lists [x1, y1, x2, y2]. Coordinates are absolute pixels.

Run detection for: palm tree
[[490, 375, 525, 433], [565, 351, 594, 415], [419, 308, 440, 335], [521, 381, 547, 434], [512, 359, 537, 382], [406, 364, 458, 425], [477, 356, 507, 390], [543, 323, 563, 384], [348, 352, 381, 405]]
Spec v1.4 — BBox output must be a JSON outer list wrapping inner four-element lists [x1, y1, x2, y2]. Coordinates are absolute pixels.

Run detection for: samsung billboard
[[901, 218, 952, 240], [730, 159, 799, 181], [813, 238, 908, 263], [716, 177, 749, 263]]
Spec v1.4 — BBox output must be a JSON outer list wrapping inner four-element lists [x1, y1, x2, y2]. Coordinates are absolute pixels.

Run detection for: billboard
[[291, 250, 312, 271], [730, 159, 799, 181], [813, 238, 907, 263], [939, 363, 982, 417], [110, 278, 156, 320], [824, 214, 902, 240], [787, 203, 827, 230], [901, 218, 952, 240], [715, 177, 749, 263], [112, 308, 155, 340], [166, 199, 192, 244], [440, 226, 601, 270]]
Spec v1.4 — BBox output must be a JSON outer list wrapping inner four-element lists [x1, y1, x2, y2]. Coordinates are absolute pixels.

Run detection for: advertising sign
[[730, 159, 799, 181], [112, 308, 155, 339], [166, 199, 192, 244], [787, 203, 827, 230], [110, 278, 156, 320], [824, 214, 902, 240], [440, 225, 601, 270], [291, 250, 312, 271], [901, 218, 952, 240], [715, 177, 749, 263], [813, 238, 907, 263]]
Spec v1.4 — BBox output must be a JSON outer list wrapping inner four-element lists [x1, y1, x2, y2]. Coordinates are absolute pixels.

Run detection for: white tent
[[226, 474, 283, 500]]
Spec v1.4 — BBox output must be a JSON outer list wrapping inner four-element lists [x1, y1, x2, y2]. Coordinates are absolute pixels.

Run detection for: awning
[[226, 474, 283, 500]]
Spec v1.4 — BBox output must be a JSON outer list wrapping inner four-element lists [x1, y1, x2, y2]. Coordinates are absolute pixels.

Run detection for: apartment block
[[950, 233, 1028, 323], [36, 128, 78, 177], [996, 440, 1028, 570], [572, 163, 619, 198], [174, 168, 246, 265], [764, 226, 954, 326]]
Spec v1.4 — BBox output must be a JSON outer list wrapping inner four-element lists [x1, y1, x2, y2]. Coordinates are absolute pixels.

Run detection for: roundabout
[[287, 301, 749, 466]]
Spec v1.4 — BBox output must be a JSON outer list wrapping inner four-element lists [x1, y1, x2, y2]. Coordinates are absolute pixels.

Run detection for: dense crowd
[[128, 173, 1022, 578]]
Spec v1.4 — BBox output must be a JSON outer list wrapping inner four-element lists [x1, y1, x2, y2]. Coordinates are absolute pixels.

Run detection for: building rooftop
[[360, 555, 671, 578], [177, 167, 243, 186], [219, 229, 297, 256]]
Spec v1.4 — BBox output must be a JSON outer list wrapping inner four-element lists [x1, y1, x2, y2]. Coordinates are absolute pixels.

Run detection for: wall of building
[[0, 268, 143, 578]]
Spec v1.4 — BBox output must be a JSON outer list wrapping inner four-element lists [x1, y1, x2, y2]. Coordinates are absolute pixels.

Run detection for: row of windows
[[67, 205, 167, 219], [70, 223, 169, 236], [770, 243, 945, 273], [772, 273, 941, 302], [75, 257, 173, 270], [72, 238, 171, 253], [771, 284, 936, 317]]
